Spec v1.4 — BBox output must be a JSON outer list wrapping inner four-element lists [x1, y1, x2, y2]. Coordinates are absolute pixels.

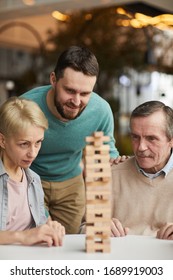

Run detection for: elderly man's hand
[[111, 218, 129, 237], [157, 223, 173, 240]]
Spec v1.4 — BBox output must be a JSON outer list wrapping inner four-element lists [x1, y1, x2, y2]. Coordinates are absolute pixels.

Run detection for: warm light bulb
[[52, 11, 69, 22], [22, 0, 35, 5]]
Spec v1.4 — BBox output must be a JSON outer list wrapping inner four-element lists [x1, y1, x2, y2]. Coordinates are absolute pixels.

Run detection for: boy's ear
[[0, 133, 5, 149]]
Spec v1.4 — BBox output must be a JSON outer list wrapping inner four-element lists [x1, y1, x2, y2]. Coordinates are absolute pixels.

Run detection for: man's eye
[[81, 92, 90, 97], [131, 135, 138, 140], [147, 136, 155, 141], [67, 89, 74, 94]]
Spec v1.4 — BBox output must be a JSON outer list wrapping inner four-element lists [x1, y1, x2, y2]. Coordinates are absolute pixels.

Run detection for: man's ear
[[50, 72, 56, 87], [0, 133, 5, 149], [169, 138, 173, 149]]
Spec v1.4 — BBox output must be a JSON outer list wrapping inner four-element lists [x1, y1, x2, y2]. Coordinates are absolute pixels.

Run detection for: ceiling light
[[52, 11, 69, 22], [22, 0, 35, 6]]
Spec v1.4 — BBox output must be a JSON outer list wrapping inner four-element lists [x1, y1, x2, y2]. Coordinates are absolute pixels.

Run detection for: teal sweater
[[21, 85, 119, 181]]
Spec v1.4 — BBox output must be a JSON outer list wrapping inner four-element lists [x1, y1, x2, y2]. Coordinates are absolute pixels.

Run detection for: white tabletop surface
[[1, 234, 173, 260]]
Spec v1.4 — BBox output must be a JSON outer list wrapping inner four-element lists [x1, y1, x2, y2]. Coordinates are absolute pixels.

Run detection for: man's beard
[[54, 96, 85, 121]]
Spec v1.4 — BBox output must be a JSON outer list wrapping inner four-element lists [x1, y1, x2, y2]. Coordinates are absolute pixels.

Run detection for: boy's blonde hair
[[0, 97, 48, 138]]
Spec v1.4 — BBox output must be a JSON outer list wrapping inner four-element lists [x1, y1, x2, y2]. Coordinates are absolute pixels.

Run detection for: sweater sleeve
[[99, 100, 119, 159]]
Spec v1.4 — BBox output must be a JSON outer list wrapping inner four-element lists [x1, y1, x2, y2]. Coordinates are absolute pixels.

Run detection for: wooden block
[[85, 180, 111, 188], [86, 239, 111, 253], [85, 178, 110, 183], [85, 154, 110, 163], [102, 177, 111, 182], [85, 146, 96, 155], [86, 237, 110, 244], [85, 168, 108, 177], [86, 187, 111, 193], [90, 221, 110, 227], [85, 145, 110, 153], [86, 206, 111, 214], [86, 226, 110, 234], [85, 171, 111, 179], [86, 201, 111, 208], [86, 188, 111, 195], [86, 225, 110, 235], [86, 238, 110, 245], [86, 210, 111, 220], [94, 140, 104, 147], [86, 201, 110, 209], [86, 186, 111, 192], [86, 215, 110, 223], [86, 233, 110, 240], [93, 131, 104, 138], [86, 214, 111, 222], [85, 177, 95, 183], [86, 193, 110, 201], [85, 131, 106, 140], [100, 148, 110, 155], [86, 169, 111, 177], [86, 163, 110, 169], [86, 212, 111, 222]]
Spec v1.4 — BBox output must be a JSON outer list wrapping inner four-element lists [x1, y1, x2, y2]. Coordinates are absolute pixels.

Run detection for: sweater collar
[[136, 150, 173, 178]]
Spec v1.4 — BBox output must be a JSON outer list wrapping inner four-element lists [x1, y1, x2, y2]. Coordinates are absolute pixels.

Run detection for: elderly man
[[111, 100, 173, 239]]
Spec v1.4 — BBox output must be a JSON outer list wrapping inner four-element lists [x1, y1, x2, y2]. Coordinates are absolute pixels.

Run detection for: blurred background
[[0, 0, 173, 155]]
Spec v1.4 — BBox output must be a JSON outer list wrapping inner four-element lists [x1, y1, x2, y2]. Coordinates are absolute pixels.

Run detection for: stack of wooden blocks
[[84, 131, 111, 253]]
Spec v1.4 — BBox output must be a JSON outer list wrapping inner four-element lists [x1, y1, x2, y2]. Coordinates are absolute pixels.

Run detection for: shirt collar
[[136, 150, 173, 178], [0, 158, 7, 176]]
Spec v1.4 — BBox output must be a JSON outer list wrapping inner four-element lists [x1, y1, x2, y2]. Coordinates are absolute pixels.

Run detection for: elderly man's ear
[[170, 139, 173, 149]]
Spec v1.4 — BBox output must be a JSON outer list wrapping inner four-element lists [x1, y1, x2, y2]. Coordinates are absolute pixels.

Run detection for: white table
[[1, 234, 173, 260]]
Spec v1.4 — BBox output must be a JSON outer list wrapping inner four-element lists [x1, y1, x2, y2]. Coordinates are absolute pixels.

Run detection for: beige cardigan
[[111, 157, 173, 236]]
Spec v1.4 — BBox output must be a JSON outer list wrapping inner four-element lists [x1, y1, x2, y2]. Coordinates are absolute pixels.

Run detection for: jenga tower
[[84, 131, 111, 253]]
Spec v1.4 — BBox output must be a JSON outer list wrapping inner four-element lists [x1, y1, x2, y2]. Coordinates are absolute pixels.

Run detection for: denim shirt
[[0, 159, 47, 230]]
